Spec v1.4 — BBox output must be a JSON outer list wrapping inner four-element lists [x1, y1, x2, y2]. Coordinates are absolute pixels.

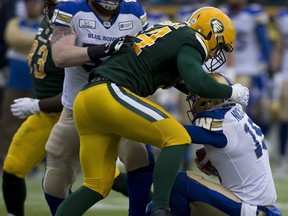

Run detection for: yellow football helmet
[[187, 72, 236, 121], [187, 7, 235, 72]]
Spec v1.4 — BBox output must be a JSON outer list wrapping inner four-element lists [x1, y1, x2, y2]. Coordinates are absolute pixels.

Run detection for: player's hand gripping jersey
[[51, 0, 148, 110]]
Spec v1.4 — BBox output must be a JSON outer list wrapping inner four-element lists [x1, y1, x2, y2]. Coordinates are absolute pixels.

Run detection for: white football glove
[[11, 97, 40, 119], [230, 83, 249, 106]]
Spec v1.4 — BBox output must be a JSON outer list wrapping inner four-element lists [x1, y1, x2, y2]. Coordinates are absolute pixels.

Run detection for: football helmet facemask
[[94, 0, 122, 12], [187, 72, 236, 122], [187, 7, 235, 72]]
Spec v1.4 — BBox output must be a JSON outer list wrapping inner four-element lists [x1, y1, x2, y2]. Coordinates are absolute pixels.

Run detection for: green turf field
[[0, 168, 287, 216]]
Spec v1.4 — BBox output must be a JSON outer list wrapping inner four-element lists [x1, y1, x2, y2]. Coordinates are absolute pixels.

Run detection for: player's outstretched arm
[[177, 46, 249, 106], [51, 25, 135, 68], [10, 93, 63, 119]]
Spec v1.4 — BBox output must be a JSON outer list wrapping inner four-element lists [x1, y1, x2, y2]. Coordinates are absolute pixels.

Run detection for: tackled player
[[167, 73, 281, 216]]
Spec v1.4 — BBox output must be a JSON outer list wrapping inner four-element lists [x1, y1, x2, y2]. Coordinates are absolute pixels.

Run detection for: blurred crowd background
[[0, 0, 288, 178]]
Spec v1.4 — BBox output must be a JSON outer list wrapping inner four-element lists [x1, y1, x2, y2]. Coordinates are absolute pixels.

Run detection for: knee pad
[[43, 168, 72, 199], [45, 122, 79, 158]]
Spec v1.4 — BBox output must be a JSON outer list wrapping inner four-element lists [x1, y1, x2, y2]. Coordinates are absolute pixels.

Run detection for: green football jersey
[[28, 17, 64, 99], [90, 21, 208, 97]]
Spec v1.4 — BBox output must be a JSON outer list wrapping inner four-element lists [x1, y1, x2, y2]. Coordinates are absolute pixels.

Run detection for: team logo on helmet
[[210, 19, 224, 34]]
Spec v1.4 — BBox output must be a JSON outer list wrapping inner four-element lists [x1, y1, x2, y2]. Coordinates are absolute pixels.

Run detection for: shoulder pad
[[121, 0, 148, 29], [52, 0, 86, 26]]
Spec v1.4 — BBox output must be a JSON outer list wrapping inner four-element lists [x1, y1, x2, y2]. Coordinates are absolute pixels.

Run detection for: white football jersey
[[52, 0, 148, 110], [224, 4, 269, 76], [276, 8, 288, 80], [194, 105, 277, 206]]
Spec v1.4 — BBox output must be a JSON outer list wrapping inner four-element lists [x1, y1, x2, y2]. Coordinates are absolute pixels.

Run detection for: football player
[[1, 1, 129, 215], [55, 7, 250, 216], [0, 0, 43, 169], [222, 0, 271, 134], [1, 1, 63, 215], [145, 73, 281, 216], [270, 7, 288, 176], [167, 72, 281, 216], [42, 0, 154, 215]]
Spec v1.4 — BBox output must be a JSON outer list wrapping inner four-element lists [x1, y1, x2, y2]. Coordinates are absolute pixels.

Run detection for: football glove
[[87, 35, 135, 61], [11, 97, 40, 119], [104, 35, 135, 55], [230, 83, 249, 106], [195, 147, 219, 176]]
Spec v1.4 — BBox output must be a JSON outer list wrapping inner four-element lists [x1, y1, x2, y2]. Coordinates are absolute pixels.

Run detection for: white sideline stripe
[[111, 83, 164, 121]]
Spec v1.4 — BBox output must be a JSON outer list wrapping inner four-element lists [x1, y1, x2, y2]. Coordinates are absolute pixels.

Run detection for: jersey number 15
[[244, 117, 267, 160]]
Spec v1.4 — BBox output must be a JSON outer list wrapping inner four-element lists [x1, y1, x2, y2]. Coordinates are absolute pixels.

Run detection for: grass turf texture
[[0, 167, 287, 216]]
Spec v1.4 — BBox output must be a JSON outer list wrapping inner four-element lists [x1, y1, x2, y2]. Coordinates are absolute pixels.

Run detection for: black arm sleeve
[[87, 44, 108, 60], [39, 93, 63, 112], [177, 46, 232, 99]]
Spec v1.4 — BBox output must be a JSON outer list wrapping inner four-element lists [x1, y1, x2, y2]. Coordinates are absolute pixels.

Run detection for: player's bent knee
[[3, 155, 27, 178], [43, 168, 72, 199], [186, 171, 241, 203], [83, 177, 114, 198], [153, 118, 191, 148]]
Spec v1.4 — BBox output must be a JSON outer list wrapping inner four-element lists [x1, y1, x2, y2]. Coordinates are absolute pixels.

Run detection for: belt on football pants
[[89, 76, 109, 83]]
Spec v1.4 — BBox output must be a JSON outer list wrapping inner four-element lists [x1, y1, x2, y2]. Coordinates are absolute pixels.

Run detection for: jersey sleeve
[[176, 45, 232, 99], [51, 1, 78, 27], [184, 125, 227, 148]]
